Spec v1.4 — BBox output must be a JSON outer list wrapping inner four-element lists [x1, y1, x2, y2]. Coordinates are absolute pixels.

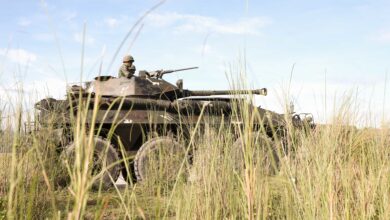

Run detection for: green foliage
[[0, 198, 6, 220], [1, 83, 390, 219]]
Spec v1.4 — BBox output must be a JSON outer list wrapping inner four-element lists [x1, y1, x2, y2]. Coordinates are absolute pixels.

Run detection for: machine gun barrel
[[189, 88, 268, 96], [161, 66, 198, 75]]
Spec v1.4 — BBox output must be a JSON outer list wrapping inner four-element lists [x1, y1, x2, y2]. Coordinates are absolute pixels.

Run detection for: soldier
[[118, 55, 136, 78], [129, 65, 136, 76]]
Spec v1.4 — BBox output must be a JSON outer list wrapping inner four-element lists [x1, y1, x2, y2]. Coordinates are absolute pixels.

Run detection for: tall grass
[[0, 80, 389, 219]]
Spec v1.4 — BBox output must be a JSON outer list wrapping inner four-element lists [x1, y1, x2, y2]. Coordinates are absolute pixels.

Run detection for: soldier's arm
[[119, 65, 131, 77], [129, 65, 136, 77]]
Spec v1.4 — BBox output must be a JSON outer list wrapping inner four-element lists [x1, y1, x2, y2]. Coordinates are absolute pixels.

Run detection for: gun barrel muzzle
[[189, 88, 267, 96]]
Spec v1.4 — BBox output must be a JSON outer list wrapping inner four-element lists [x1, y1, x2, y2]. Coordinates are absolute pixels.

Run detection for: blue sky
[[1, 0, 389, 125]]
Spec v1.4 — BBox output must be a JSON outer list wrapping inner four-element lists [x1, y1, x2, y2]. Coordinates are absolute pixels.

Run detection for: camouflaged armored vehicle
[[34, 67, 314, 188]]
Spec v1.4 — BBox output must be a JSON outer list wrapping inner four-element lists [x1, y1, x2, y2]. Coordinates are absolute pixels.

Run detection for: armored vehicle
[[34, 67, 314, 188]]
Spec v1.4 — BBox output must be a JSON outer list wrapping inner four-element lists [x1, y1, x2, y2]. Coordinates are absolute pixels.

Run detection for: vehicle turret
[[67, 67, 267, 101]]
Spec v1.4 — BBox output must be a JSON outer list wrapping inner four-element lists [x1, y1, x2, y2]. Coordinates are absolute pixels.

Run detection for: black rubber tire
[[134, 137, 187, 182], [121, 162, 136, 184], [231, 133, 280, 174], [61, 136, 121, 189]]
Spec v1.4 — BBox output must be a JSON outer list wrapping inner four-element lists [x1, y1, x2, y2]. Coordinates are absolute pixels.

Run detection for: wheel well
[[96, 123, 187, 152]]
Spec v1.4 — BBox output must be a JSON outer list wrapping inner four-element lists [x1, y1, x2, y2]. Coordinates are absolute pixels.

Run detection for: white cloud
[[253, 81, 390, 127], [73, 33, 95, 45], [24, 78, 67, 99], [104, 17, 119, 28], [147, 12, 271, 35], [0, 48, 37, 63], [147, 12, 183, 27], [375, 31, 390, 43], [0, 78, 67, 114], [18, 17, 31, 27]]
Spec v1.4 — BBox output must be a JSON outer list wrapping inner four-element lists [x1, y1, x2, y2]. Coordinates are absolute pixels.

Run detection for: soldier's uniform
[[118, 55, 136, 78], [118, 64, 136, 78]]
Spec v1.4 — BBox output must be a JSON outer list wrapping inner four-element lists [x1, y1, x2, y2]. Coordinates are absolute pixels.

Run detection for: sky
[[0, 0, 389, 126]]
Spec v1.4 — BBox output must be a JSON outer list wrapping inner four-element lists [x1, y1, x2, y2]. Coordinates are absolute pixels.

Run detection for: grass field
[[2, 0, 390, 218], [0, 92, 389, 220]]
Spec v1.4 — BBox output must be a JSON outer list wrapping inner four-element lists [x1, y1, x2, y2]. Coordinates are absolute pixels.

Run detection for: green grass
[[0, 83, 389, 219], [3, 0, 389, 218]]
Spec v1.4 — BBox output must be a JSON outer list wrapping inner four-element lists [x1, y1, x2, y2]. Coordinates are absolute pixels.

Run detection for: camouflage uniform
[[118, 64, 136, 78], [118, 55, 135, 78]]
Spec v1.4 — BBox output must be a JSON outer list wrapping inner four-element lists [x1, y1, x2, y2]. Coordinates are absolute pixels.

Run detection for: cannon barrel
[[188, 88, 267, 96]]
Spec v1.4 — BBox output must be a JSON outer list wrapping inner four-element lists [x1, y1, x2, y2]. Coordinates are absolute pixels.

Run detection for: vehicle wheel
[[231, 133, 280, 174], [134, 137, 187, 183], [60, 136, 121, 189], [121, 162, 136, 184]]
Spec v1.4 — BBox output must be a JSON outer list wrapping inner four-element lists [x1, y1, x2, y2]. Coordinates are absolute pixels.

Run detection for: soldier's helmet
[[123, 55, 134, 63]]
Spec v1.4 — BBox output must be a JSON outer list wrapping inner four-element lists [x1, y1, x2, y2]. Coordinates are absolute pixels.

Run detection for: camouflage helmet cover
[[123, 55, 134, 63]]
